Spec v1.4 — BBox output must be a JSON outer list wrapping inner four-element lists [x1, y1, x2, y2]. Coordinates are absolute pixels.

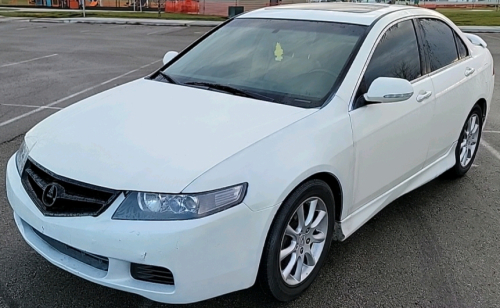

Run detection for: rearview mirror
[[364, 77, 414, 104], [163, 51, 179, 65]]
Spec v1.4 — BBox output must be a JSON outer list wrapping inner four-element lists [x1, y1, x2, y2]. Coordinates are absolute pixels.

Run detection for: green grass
[[0, 0, 30, 5], [1, 7, 500, 24], [437, 8, 500, 26], [0, 10, 225, 20]]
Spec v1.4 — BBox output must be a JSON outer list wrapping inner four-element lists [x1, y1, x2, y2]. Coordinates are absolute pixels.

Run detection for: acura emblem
[[42, 183, 60, 208]]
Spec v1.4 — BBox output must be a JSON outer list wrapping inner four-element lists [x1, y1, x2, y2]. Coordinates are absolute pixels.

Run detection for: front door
[[349, 19, 435, 211]]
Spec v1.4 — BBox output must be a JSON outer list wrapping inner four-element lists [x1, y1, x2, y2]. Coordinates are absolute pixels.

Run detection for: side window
[[419, 19, 459, 72], [356, 20, 421, 103], [454, 32, 469, 59]]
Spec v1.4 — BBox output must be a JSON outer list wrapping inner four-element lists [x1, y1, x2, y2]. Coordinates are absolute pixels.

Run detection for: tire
[[446, 105, 483, 178], [258, 179, 335, 302]]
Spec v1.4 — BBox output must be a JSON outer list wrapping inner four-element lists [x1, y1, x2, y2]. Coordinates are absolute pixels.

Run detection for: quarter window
[[454, 32, 469, 59], [419, 19, 459, 72]]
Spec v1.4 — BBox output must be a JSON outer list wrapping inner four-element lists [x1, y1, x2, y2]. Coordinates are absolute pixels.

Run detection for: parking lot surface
[[1, 19, 500, 308]]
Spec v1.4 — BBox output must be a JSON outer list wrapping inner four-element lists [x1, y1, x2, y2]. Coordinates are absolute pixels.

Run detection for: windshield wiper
[[185, 82, 274, 102], [157, 71, 179, 84]]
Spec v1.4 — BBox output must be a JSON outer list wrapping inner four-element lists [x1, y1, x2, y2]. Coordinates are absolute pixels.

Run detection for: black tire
[[258, 179, 335, 302], [446, 105, 483, 178]]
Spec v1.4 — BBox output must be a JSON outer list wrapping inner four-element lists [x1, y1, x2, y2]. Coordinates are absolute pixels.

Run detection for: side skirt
[[337, 141, 457, 241]]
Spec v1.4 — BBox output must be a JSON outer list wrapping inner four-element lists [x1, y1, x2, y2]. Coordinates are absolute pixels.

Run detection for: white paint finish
[[425, 56, 485, 168], [465, 33, 488, 48], [0, 59, 161, 128], [482, 139, 500, 161], [6, 156, 280, 304], [1, 103, 62, 110], [341, 142, 457, 238], [0, 54, 57, 68], [27, 79, 315, 193], [364, 77, 414, 104], [4, 5, 496, 304], [241, 3, 425, 26], [162, 51, 178, 65], [183, 96, 353, 214], [349, 75, 435, 211]]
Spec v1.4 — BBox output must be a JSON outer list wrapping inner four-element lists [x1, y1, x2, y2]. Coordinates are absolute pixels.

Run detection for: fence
[[1, 0, 500, 15]]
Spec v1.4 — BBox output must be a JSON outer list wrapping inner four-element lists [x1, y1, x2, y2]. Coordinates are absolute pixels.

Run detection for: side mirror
[[364, 77, 414, 104], [163, 51, 179, 65]]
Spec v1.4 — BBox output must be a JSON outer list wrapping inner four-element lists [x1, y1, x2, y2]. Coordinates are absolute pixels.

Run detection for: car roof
[[238, 3, 429, 26]]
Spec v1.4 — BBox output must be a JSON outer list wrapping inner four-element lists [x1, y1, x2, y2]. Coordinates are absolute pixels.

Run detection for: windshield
[[160, 18, 367, 108]]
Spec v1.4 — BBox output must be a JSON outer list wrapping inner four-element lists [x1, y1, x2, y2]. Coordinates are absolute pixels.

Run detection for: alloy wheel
[[459, 114, 480, 167], [279, 197, 328, 286]]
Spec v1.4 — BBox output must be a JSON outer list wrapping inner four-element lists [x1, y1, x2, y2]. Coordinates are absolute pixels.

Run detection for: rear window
[[419, 18, 459, 72]]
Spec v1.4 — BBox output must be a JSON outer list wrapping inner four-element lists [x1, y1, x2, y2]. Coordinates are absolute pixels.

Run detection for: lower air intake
[[131, 263, 175, 285]]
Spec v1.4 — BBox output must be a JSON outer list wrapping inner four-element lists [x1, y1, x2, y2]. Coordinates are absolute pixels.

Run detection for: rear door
[[416, 18, 480, 166]]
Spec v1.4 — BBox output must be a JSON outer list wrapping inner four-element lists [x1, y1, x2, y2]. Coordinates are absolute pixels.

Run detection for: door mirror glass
[[364, 77, 414, 104], [163, 51, 179, 65]]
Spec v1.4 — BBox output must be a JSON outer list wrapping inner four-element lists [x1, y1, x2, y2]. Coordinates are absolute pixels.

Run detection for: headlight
[[112, 183, 248, 220], [15, 141, 29, 176]]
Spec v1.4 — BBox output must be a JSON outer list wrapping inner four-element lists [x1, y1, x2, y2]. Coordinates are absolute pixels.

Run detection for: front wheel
[[258, 180, 335, 302], [447, 106, 483, 178]]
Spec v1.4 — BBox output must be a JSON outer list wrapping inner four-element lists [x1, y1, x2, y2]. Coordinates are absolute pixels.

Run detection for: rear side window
[[419, 19, 458, 72], [358, 20, 421, 95], [454, 32, 469, 59]]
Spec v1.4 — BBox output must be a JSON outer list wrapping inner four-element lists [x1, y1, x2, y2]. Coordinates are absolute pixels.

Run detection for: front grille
[[131, 264, 175, 285], [21, 159, 120, 217], [33, 227, 109, 271]]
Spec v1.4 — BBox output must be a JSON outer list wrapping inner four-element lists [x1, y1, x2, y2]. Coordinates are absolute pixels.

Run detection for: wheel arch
[[302, 172, 343, 223], [476, 98, 487, 121], [257, 171, 345, 289], [274, 171, 344, 240]]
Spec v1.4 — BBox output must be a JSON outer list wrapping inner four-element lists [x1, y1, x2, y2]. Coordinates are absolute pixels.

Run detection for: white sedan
[[6, 3, 494, 304]]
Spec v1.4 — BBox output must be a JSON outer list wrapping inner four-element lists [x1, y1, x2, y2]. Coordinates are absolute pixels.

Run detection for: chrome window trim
[[348, 15, 471, 112]]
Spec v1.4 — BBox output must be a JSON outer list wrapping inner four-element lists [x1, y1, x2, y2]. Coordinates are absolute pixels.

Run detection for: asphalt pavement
[[1, 19, 500, 308]]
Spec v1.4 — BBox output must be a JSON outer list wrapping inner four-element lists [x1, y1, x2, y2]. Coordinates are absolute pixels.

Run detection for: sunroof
[[271, 3, 389, 13]]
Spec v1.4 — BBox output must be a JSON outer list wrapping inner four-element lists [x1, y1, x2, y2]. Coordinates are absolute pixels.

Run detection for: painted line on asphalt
[[0, 54, 57, 68], [147, 27, 182, 36], [1, 103, 62, 110], [481, 139, 500, 161], [15, 26, 45, 31], [0, 59, 161, 128], [147, 29, 167, 35], [484, 130, 500, 134], [481, 34, 500, 41]]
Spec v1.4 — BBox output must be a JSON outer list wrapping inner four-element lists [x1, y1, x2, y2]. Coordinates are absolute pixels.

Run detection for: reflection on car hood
[[26, 79, 316, 193]]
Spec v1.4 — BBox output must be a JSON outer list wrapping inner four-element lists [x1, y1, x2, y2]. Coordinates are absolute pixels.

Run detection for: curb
[[25, 18, 500, 32], [28, 18, 222, 27]]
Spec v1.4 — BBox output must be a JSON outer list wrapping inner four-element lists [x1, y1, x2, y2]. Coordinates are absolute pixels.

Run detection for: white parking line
[[0, 54, 58, 68], [0, 59, 161, 128], [147, 29, 166, 35], [1, 103, 62, 110], [146, 28, 182, 36], [481, 34, 500, 41], [484, 130, 500, 134], [15, 26, 45, 31], [481, 139, 500, 161]]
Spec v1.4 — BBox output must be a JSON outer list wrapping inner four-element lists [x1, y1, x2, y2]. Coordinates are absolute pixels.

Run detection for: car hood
[[26, 79, 316, 193]]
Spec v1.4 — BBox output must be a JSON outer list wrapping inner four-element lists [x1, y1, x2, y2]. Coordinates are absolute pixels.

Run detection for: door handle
[[416, 91, 432, 102], [465, 67, 475, 76]]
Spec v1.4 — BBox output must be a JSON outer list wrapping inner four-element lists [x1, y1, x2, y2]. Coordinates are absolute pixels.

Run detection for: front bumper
[[6, 155, 277, 304]]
